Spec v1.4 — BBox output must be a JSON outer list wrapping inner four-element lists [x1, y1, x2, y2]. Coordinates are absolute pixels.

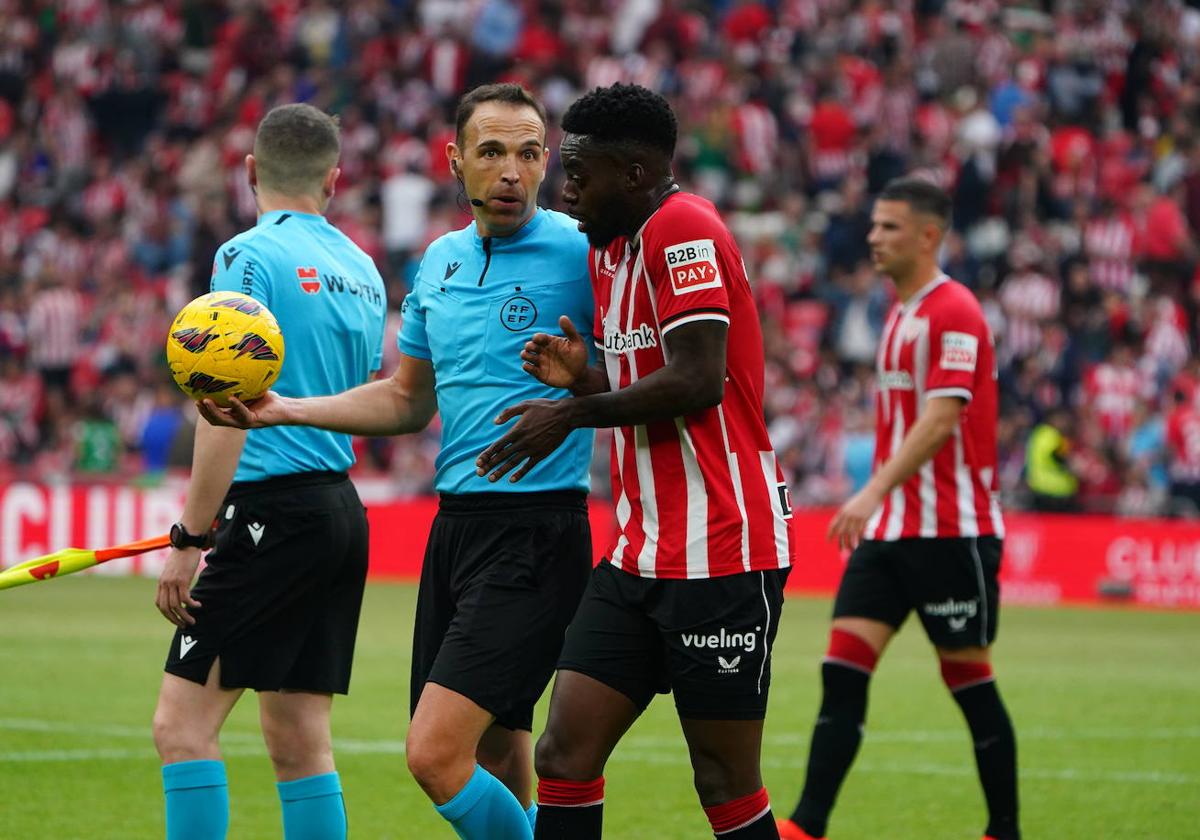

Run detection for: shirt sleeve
[[210, 240, 271, 308], [642, 207, 731, 337], [924, 295, 987, 402], [397, 260, 432, 360], [370, 267, 386, 373]]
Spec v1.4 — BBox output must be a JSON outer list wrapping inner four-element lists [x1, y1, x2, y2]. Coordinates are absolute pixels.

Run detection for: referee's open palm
[[521, 315, 589, 389]]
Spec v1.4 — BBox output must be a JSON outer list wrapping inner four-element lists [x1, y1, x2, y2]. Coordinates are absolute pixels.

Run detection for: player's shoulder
[[648, 191, 725, 232], [926, 276, 985, 320], [421, 219, 476, 264], [534, 207, 588, 247]]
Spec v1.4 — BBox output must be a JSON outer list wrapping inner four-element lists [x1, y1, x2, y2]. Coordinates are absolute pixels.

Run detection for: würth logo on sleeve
[[296, 266, 321, 294], [664, 239, 722, 294], [940, 331, 979, 372]]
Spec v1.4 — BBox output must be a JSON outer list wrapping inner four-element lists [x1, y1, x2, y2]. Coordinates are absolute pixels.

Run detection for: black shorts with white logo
[[557, 560, 790, 721], [832, 536, 1002, 649], [411, 491, 592, 732], [164, 471, 368, 694]]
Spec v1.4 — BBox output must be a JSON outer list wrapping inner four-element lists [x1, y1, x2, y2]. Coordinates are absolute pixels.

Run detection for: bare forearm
[[565, 364, 721, 429], [569, 365, 611, 397], [866, 411, 957, 498], [280, 377, 436, 436], [181, 420, 245, 533]]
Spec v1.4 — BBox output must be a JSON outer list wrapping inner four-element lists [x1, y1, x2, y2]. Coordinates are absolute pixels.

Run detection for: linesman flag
[[0, 535, 170, 591]]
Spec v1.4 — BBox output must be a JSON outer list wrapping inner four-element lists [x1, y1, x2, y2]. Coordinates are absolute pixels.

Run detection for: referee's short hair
[[455, 83, 547, 144], [253, 104, 341, 197], [879, 176, 952, 229]]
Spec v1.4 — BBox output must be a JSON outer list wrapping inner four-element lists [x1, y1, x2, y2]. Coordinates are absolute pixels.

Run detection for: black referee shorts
[[164, 471, 369, 694], [411, 490, 592, 732], [833, 536, 1003, 649]]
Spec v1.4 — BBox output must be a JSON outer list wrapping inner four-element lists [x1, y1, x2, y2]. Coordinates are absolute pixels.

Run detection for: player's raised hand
[[521, 315, 589, 389], [197, 392, 289, 429], [827, 486, 883, 552]]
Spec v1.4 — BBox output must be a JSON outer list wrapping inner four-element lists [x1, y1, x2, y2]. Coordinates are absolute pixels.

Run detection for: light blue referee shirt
[[398, 208, 594, 493], [212, 210, 387, 482]]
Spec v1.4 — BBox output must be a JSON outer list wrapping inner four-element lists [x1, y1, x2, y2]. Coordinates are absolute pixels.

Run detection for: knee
[[690, 751, 759, 807], [476, 737, 519, 782], [406, 726, 469, 798], [153, 707, 214, 763], [534, 728, 598, 782]]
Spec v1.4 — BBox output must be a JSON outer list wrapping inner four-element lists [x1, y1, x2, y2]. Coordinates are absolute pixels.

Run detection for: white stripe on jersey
[[662, 311, 731, 335], [954, 427, 979, 537], [719, 405, 753, 573], [883, 415, 906, 541], [915, 316, 938, 537], [612, 425, 631, 568], [759, 449, 791, 568], [634, 423, 659, 576], [677, 417, 709, 579], [983, 466, 1006, 538]]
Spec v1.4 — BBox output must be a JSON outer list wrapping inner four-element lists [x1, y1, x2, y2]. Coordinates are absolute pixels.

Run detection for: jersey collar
[[473, 206, 545, 247], [899, 272, 949, 311], [256, 210, 326, 226]]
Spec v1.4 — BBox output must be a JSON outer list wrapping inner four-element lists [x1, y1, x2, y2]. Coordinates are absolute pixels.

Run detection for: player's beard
[[582, 194, 629, 248]]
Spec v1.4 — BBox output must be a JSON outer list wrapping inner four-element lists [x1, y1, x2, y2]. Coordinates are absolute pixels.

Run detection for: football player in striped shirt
[[477, 83, 793, 840], [774, 178, 1020, 840]]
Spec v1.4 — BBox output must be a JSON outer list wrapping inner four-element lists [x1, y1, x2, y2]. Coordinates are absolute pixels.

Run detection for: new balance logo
[[179, 635, 197, 659], [247, 522, 265, 545], [444, 261, 462, 280]]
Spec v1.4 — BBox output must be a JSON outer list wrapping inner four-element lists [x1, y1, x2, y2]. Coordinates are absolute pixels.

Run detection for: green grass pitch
[[1, 577, 1197, 838]]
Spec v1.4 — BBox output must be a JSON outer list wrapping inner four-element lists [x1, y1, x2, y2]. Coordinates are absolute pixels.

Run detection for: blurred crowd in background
[[3, 0, 1200, 517]]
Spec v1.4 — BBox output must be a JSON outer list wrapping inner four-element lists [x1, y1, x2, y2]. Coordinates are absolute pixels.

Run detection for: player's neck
[[256, 191, 326, 217], [892, 264, 942, 304]]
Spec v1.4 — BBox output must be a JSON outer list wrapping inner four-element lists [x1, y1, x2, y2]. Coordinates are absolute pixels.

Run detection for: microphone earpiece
[[453, 159, 487, 208]]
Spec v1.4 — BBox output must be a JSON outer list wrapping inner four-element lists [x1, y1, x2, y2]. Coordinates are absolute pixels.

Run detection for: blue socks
[[277, 772, 347, 840], [434, 764, 533, 840], [162, 760, 229, 840], [525, 801, 537, 833]]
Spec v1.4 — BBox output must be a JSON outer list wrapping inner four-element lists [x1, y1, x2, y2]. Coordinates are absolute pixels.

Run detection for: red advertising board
[[2, 483, 1198, 609]]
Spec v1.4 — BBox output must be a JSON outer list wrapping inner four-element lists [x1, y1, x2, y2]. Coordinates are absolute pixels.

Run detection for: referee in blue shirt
[[153, 104, 386, 840], [203, 84, 594, 840]]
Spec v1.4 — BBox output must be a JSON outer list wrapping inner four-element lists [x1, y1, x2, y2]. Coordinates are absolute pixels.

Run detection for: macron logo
[[178, 635, 197, 659], [247, 522, 265, 545]]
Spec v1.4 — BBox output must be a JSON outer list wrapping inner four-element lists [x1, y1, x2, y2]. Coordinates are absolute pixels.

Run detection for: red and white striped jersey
[[590, 191, 794, 579], [865, 275, 1004, 540], [1167, 406, 1200, 484]]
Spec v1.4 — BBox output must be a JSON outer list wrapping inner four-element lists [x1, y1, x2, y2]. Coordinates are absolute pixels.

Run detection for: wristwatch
[[170, 521, 213, 550]]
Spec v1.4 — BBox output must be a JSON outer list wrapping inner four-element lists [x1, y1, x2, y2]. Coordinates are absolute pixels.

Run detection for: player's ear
[[446, 143, 463, 182], [324, 166, 341, 198], [245, 154, 257, 191], [625, 162, 644, 190]]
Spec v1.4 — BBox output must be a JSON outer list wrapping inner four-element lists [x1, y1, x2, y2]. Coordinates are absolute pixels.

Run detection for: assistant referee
[[202, 84, 595, 840], [152, 103, 387, 840]]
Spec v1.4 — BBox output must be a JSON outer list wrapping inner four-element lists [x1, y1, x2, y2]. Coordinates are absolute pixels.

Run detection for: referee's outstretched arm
[[198, 354, 438, 437]]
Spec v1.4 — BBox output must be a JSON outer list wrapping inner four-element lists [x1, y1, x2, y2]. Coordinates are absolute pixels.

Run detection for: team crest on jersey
[[900, 316, 928, 343], [171, 326, 218, 354], [296, 266, 321, 294], [940, 331, 979, 372], [664, 239, 722, 294], [232, 333, 280, 360]]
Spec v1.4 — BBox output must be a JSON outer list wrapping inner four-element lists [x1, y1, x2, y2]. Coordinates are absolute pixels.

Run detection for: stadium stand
[[1, 0, 1199, 517]]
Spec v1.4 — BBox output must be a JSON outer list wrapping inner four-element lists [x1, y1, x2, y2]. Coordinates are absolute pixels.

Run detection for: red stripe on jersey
[[592, 192, 793, 578]]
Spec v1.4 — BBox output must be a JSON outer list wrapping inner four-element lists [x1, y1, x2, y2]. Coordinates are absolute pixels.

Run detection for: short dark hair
[[455, 83, 547, 145], [253, 104, 340, 196], [561, 83, 677, 158], [879, 176, 952, 228]]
